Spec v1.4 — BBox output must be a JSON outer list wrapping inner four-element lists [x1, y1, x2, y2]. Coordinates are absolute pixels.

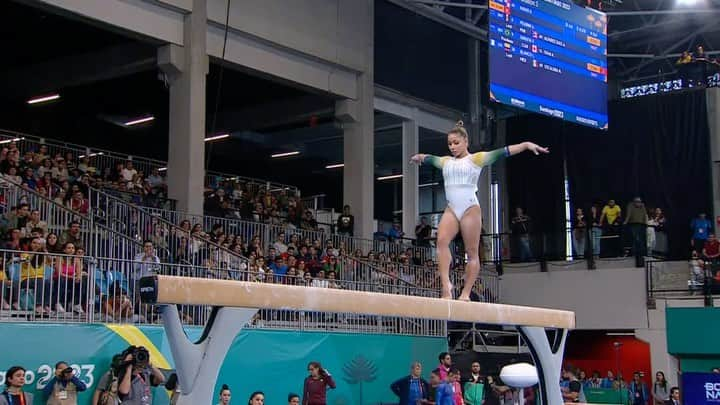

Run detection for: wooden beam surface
[[142, 275, 576, 329]]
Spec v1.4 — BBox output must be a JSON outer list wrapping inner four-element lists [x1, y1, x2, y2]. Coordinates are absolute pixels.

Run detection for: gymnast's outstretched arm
[[409, 154, 448, 169], [471, 142, 549, 166]]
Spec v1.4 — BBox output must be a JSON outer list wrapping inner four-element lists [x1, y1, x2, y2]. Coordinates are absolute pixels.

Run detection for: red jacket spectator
[[703, 234, 720, 259], [302, 363, 336, 405]]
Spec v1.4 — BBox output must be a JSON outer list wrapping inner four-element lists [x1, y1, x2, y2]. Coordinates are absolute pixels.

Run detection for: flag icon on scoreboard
[[532, 60, 538, 68], [531, 44, 537, 53]]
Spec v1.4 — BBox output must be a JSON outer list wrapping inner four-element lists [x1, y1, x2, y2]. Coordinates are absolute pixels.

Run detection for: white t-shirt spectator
[[122, 167, 138, 182], [147, 173, 164, 188], [133, 252, 160, 278], [273, 240, 288, 254]]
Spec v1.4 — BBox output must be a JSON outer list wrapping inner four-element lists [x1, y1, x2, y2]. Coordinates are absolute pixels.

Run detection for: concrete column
[[159, 0, 208, 216], [337, 0, 374, 240], [402, 118, 419, 238], [707, 88, 720, 220]]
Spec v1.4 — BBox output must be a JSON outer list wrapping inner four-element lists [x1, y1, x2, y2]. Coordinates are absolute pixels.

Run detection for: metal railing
[[0, 129, 299, 197], [0, 250, 446, 336], [645, 259, 719, 303]]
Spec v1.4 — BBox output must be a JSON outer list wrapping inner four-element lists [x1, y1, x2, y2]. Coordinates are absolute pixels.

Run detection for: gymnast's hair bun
[[455, 120, 464, 128]]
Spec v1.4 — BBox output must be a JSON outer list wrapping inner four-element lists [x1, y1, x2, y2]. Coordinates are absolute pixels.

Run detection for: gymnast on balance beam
[[410, 120, 548, 301]]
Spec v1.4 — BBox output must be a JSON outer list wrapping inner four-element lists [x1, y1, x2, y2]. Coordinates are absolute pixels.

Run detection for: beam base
[[160, 305, 257, 405], [518, 326, 568, 405]]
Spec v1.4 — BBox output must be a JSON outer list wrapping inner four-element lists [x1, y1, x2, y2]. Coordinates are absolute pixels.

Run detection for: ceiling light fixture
[[0, 137, 24, 145], [158, 167, 168, 171], [124, 116, 155, 126], [27, 94, 60, 105], [419, 182, 440, 187], [271, 151, 301, 158], [377, 174, 403, 181], [325, 163, 345, 169], [204, 134, 230, 142], [77, 152, 104, 159]]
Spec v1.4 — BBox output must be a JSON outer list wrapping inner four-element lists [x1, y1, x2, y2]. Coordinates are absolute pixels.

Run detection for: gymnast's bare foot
[[441, 284, 454, 300], [457, 295, 471, 302]]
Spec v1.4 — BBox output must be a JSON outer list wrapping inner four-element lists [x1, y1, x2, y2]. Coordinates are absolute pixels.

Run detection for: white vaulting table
[[139, 275, 575, 405]]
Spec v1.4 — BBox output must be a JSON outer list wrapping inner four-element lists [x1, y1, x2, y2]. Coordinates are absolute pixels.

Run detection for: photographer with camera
[[117, 346, 165, 405], [42, 362, 88, 405], [93, 353, 125, 405]]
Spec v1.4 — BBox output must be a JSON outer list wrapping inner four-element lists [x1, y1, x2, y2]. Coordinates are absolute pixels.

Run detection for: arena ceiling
[[1, 0, 719, 212]]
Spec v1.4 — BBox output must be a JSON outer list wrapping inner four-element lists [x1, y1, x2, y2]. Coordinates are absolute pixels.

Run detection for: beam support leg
[[518, 326, 568, 405], [160, 305, 257, 404]]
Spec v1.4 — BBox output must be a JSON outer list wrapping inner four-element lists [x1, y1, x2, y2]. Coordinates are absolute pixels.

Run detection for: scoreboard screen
[[489, 0, 608, 129]]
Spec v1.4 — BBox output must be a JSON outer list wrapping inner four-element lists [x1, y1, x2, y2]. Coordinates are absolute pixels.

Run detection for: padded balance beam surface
[[140, 275, 575, 329]]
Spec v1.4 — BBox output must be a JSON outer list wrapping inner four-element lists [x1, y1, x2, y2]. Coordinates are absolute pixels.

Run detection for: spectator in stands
[[629, 372, 649, 405], [0, 366, 33, 405], [573, 208, 587, 259], [273, 232, 288, 253], [46, 233, 61, 254], [302, 361, 335, 405], [59, 221, 83, 248], [18, 238, 53, 314], [624, 197, 648, 257], [54, 242, 87, 314], [205, 189, 227, 218], [511, 207, 533, 261], [336, 205, 354, 236], [70, 191, 89, 214], [301, 210, 318, 231], [653, 208, 668, 256], [703, 234, 720, 264], [652, 371, 669, 405], [42, 361, 88, 404], [10, 203, 30, 230], [52, 158, 69, 182], [3, 228, 21, 250], [311, 270, 329, 288], [5, 166, 21, 184], [691, 213, 712, 254], [387, 222, 404, 242], [600, 199, 622, 255], [588, 371, 602, 388], [390, 361, 430, 405], [415, 217, 433, 248], [22, 209, 48, 238], [666, 387, 680, 405], [121, 161, 137, 184]]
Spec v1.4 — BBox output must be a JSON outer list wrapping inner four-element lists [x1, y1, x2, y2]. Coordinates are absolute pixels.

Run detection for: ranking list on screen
[[488, 0, 608, 129]]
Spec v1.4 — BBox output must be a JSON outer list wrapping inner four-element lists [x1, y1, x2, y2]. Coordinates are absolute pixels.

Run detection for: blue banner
[[681, 372, 720, 405]]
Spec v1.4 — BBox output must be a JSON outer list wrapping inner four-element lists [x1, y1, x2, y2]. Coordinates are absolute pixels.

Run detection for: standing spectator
[[0, 366, 33, 405], [691, 213, 712, 254], [665, 387, 680, 405], [511, 207, 533, 261], [463, 362, 484, 405], [624, 197, 648, 257], [647, 210, 658, 256], [448, 370, 464, 405], [434, 352, 452, 381], [247, 392, 265, 405], [415, 217, 433, 247], [117, 347, 166, 404], [387, 222, 404, 242], [217, 384, 231, 405], [601, 371, 616, 389], [653, 208, 668, 256], [561, 367, 584, 403], [301, 210, 318, 231], [573, 208, 587, 259], [601, 200, 623, 256], [703, 234, 720, 265], [390, 362, 430, 405], [42, 361, 88, 404], [302, 362, 335, 405], [421, 370, 453, 405], [336, 205, 354, 236], [121, 162, 137, 184], [652, 371, 669, 405], [629, 372, 649, 405]]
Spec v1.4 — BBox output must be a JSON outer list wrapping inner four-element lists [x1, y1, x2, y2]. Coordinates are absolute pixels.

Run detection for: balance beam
[[139, 275, 575, 405], [140, 275, 575, 328]]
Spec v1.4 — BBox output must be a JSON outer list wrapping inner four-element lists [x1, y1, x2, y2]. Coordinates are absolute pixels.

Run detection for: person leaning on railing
[[17, 238, 53, 315]]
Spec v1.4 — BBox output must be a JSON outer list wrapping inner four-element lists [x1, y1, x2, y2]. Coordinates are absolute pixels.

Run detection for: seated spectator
[[69, 191, 89, 215], [53, 242, 87, 314], [301, 210, 318, 231], [689, 251, 705, 288], [3, 228, 21, 250], [270, 256, 288, 280], [676, 51, 692, 65], [121, 161, 137, 184], [59, 221, 83, 248], [17, 238, 52, 314], [273, 232, 288, 253], [46, 233, 62, 254], [601, 371, 616, 389], [311, 270, 329, 288], [22, 209, 48, 238]]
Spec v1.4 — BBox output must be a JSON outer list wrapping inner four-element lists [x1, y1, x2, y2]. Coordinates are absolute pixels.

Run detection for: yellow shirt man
[[602, 202, 621, 225]]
